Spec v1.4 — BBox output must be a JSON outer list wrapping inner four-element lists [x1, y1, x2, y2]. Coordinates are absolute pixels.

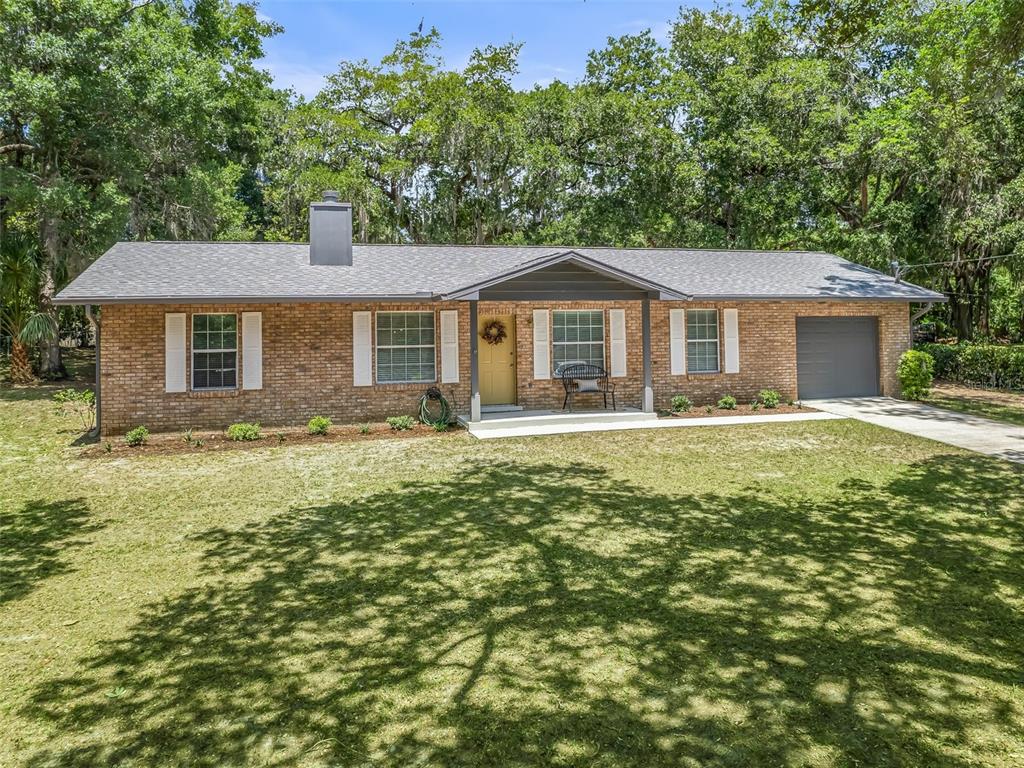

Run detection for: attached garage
[[796, 317, 880, 399]]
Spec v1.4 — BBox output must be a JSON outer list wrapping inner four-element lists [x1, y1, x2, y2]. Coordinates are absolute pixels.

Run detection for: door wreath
[[480, 319, 508, 345]]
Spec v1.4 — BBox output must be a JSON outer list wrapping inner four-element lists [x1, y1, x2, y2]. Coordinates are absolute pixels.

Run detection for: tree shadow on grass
[[23, 456, 1024, 767], [1, 498, 101, 606]]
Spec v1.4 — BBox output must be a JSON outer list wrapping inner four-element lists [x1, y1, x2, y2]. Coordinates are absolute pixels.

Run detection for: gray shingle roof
[[54, 241, 945, 304]]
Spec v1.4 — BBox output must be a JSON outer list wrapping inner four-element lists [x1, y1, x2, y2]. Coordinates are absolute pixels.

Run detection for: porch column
[[469, 299, 481, 422], [641, 297, 654, 413]]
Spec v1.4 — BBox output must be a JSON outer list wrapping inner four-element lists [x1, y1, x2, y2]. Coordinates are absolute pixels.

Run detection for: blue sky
[[255, 0, 720, 99]]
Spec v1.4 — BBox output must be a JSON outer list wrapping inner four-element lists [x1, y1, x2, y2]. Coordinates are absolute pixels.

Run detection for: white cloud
[[261, 56, 329, 99]]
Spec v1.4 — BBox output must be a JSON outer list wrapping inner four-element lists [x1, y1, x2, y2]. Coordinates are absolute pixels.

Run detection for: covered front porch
[[444, 251, 687, 423]]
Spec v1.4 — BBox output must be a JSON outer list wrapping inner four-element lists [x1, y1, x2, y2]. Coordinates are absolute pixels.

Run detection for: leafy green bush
[[704, 405, 714, 414], [717, 395, 737, 410], [915, 343, 958, 379], [431, 421, 449, 432], [125, 426, 149, 447], [758, 389, 781, 408], [899, 349, 935, 399], [53, 388, 96, 430], [670, 394, 692, 413], [386, 415, 416, 431], [307, 415, 331, 435], [915, 342, 1023, 390], [226, 422, 261, 441], [751, 401, 762, 411], [358, 423, 372, 435]]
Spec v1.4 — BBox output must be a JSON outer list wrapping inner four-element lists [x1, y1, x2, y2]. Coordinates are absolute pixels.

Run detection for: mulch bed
[[662, 403, 816, 419], [82, 421, 462, 457]]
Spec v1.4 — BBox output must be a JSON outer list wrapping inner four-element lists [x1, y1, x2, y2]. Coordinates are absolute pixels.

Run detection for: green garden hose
[[418, 386, 452, 427]]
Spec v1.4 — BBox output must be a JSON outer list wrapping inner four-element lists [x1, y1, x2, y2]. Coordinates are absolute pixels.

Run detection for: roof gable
[[441, 251, 689, 301]]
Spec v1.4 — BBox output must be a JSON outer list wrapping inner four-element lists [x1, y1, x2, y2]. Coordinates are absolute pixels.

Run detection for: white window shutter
[[724, 308, 739, 374], [352, 311, 372, 386], [532, 309, 550, 380], [609, 308, 626, 377], [440, 309, 459, 383], [165, 313, 186, 393], [669, 308, 685, 375], [241, 312, 263, 390]]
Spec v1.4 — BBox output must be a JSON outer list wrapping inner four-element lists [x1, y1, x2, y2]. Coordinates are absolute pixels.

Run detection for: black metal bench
[[557, 363, 616, 411]]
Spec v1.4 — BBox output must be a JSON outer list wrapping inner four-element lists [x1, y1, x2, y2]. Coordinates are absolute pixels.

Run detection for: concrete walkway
[[808, 397, 1024, 464], [464, 409, 841, 439]]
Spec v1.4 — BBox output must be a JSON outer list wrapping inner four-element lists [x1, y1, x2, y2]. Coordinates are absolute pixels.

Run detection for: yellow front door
[[478, 314, 516, 405]]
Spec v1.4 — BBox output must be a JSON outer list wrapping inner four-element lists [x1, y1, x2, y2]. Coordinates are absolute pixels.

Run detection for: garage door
[[796, 317, 880, 399]]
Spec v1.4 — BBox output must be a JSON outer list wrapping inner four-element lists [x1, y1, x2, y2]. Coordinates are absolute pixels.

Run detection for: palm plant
[[0, 234, 57, 383]]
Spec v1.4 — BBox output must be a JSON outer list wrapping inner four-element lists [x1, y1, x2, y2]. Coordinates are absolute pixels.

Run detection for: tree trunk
[[39, 210, 65, 378], [949, 271, 975, 341], [9, 339, 34, 384]]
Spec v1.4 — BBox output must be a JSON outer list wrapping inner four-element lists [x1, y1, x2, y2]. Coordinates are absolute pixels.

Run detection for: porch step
[[460, 409, 657, 439], [480, 404, 524, 413]]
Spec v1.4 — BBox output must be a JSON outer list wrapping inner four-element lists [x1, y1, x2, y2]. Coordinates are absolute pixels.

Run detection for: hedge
[[915, 342, 1024, 391]]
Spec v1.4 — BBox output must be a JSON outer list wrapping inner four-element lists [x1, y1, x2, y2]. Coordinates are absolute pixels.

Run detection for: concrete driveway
[[808, 397, 1024, 464]]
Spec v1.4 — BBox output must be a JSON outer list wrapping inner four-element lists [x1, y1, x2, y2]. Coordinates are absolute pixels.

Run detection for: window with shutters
[[552, 310, 605, 369], [192, 313, 238, 389], [376, 311, 436, 383], [686, 309, 720, 373]]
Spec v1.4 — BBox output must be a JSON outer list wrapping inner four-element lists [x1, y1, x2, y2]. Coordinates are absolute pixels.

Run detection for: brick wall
[[98, 299, 910, 435]]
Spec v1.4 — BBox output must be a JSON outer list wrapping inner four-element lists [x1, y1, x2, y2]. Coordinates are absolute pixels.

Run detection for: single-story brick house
[[55, 193, 944, 436]]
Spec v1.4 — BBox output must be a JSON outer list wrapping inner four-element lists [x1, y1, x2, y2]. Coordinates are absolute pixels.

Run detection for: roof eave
[[52, 291, 436, 306], [690, 292, 948, 302]]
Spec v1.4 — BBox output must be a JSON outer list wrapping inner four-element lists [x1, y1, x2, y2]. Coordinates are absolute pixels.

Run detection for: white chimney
[[309, 191, 352, 266]]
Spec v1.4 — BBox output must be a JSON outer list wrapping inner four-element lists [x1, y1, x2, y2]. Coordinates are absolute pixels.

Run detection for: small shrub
[[276, 432, 286, 444], [751, 401, 762, 411], [226, 422, 261, 441], [103, 442, 112, 453], [717, 395, 737, 410], [786, 398, 795, 407], [386, 415, 416, 431], [704, 405, 714, 414], [53, 388, 96, 430], [898, 349, 935, 400], [307, 415, 331, 435], [759, 389, 781, 408], [358, 423, 372, 435], [182, 428, 194, 444], [431, 421, 449, 432], [125, 426, 149, 447], [193, 438, 205, 448], [670, 394, 693, 413]]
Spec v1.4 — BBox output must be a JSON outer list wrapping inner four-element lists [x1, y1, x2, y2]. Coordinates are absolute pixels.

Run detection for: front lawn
[[926, 380, 1024, 427], [2, 384, 1022, 767]]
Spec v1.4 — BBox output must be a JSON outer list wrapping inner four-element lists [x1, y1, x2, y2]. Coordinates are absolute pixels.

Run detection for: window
[[687, 309, 719, 373], [376, 312, 436, 383], [192, 313, 237, 389], [552, 310, 605, 369]]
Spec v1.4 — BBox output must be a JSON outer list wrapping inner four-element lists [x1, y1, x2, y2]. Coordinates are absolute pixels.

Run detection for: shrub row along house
[[55, 192, 944, 436]]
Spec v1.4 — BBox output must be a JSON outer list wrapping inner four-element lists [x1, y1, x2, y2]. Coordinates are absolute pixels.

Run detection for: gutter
[[85, 305, 100, 438], [911, 301, 935, 326]]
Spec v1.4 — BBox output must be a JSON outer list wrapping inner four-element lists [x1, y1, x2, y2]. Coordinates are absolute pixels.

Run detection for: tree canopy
[[2, 0, 1023, 370]]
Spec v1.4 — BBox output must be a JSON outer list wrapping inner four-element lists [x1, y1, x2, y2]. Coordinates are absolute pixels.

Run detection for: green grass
[[2, 385, 1023, 767], [925, 387, 1024, 428]]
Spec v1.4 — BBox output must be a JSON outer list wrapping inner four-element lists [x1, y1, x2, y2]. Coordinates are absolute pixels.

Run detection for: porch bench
[[556, 363, 616, 412]]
